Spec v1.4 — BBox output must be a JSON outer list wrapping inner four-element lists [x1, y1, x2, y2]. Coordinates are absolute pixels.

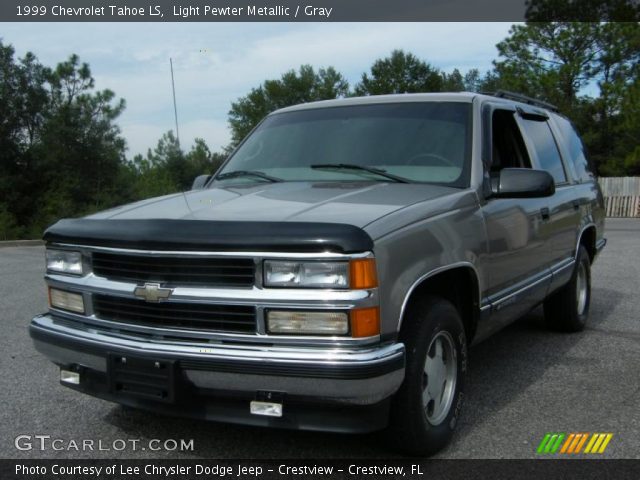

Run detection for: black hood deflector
[[43, 219, 374, 253]]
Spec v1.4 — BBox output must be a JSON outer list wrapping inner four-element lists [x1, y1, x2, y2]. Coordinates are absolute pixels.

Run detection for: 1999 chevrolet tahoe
[[30, 91, 606, 455]]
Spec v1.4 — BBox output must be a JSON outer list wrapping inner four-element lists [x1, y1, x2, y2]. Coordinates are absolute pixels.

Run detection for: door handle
[[541, 207, 550, 220], [572, 200, 581, 211]]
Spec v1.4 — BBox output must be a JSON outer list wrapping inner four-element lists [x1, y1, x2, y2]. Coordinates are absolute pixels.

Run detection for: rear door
[[517, 109, 580, 284]]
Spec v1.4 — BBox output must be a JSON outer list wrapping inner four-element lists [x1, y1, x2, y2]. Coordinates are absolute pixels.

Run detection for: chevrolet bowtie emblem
[[133, 283, 173, 303]]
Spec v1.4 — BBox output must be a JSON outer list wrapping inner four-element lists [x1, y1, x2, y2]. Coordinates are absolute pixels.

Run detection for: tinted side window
[[555, 116, 594, 182], [520, 119, 567, 184], [491, 110, 532, 172]]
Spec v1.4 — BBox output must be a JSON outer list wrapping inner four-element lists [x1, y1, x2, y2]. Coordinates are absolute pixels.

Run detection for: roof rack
[[492, 90, 559, 113]]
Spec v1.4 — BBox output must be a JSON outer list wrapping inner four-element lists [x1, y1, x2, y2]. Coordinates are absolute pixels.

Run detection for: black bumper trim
[[61, 367, 391, 433], [29, 324, 404, 380]]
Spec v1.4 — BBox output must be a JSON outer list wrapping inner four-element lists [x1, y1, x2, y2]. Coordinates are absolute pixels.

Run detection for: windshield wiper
[[310, 163, 411, 183], [215, 170, 283, 183]]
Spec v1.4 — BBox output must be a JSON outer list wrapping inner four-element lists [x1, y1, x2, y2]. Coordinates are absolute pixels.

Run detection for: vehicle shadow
[[103, 286, 625, 459]]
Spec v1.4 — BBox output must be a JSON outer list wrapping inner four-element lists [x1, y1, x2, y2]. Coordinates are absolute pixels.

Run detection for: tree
[[492, 23, 601, 111], [29, 54, 127, 232], [0, 203, 20, 240], [185, 138, 226, 179], [353, 50, 444, 96], [442, 68, 466, 92], [587, 22, 640, 174], [126, 152, 177, 200], [228, 65, 348, 146], [610, 76, 640, 175], [0, 42, 49, 233], [524, 0, 640, 22], [0, 42, 128, 237], [485, 20, 640, 175], [462, 68, 483, 92], [126, 132, 227, 198], [1, 39, 236, 239]]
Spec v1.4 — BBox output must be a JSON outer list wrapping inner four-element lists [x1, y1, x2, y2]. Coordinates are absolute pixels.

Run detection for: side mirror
[[191, 174, 211, 190], [491, 168, 555, 198]]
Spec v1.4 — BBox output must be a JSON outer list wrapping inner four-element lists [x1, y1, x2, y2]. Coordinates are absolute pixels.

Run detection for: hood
[[87, 181, 456, 228]]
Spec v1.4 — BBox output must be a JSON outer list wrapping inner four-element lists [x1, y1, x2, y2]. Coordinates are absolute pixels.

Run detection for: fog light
[[60, 370, 80, 385], [267, 310, 349, 335], [250, 401, 283, 417], [49, 288, 85, 314]]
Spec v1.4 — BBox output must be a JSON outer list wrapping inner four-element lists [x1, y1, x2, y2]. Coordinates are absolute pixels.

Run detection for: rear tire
[[544, 245, 591, 332], [389, 295, 467, 456]]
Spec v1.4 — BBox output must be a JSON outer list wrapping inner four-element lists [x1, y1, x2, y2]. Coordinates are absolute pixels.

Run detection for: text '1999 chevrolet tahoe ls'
[[31, 91, 606, 455]]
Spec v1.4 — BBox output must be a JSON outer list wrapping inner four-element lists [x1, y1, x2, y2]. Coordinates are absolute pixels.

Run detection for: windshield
[[214, 102, 472, 186]]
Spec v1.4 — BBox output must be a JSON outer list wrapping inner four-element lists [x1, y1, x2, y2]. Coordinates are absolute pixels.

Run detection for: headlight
[[46, 249, 83, 275], [263, 258, 377, 289], [264, 261, 349, 288]]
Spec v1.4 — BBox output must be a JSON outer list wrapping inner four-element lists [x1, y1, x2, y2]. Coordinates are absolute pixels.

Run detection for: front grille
[[91, 252, 255, 287], [93, 295, 256, 333]]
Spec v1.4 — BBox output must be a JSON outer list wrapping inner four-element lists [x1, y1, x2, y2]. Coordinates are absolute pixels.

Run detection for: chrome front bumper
[[30, 314, 405, 406]]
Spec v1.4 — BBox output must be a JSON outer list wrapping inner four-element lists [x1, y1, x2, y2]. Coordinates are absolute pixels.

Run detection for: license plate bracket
[[107, 354, 176, 403]]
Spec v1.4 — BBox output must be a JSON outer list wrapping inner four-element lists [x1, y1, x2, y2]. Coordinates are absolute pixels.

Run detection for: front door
[[478, 106, 552, 339]]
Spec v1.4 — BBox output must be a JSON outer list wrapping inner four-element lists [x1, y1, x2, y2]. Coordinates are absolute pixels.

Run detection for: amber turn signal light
[[350, 307, 380, 338], [349, 258, 378, 289]]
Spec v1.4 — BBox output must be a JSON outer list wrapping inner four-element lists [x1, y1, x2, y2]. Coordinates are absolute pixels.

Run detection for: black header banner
[[0, 0, 639, 22]]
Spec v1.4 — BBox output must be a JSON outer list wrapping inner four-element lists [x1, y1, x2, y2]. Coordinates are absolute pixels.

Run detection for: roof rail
[[492, 90, 559, 113]]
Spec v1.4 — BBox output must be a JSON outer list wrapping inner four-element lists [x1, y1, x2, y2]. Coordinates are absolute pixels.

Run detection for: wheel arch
[[398, 263, 481, 343], [577, 223, 597, 262]]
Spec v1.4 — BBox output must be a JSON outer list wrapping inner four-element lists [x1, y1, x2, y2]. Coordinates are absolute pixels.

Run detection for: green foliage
[[611, 76, 640, 175], [0, 203, 21, 240], [0, 40, 227, 240], [353, 50, 444, 95], [491, 22, 601, 111], [228, 65, 349, 146], [128, 132, 226, 197], [353, 51, 473, 96], [524, 0, 640, 22], [0, 41, 128, 238], [484, 21, 640, 175]]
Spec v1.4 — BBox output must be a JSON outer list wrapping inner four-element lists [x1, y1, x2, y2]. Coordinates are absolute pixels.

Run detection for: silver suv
[[31, 91, 606, 455]]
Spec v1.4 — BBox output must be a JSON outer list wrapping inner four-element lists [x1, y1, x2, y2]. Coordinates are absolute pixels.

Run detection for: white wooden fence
[[603, 195, 640, 218], [598, 177, 640, 218]]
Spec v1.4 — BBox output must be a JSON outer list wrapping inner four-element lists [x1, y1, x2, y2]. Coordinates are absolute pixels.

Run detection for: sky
[[1, 22, 514, 157]]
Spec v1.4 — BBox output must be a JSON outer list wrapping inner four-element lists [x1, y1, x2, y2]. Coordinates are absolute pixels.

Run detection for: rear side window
[[554, 116, 594, 182], [520, 119, 567, 184]]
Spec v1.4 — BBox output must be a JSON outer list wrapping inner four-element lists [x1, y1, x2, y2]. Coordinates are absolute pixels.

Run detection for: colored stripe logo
[[537, 433, 613, 454]]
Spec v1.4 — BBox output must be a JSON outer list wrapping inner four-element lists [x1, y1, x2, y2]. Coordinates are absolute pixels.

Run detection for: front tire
[[389, 295, 467, 456], [544, 245, 591, 332]]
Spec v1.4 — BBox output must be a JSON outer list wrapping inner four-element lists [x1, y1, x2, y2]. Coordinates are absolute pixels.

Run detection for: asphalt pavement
[[1, 218, 638, 459]]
